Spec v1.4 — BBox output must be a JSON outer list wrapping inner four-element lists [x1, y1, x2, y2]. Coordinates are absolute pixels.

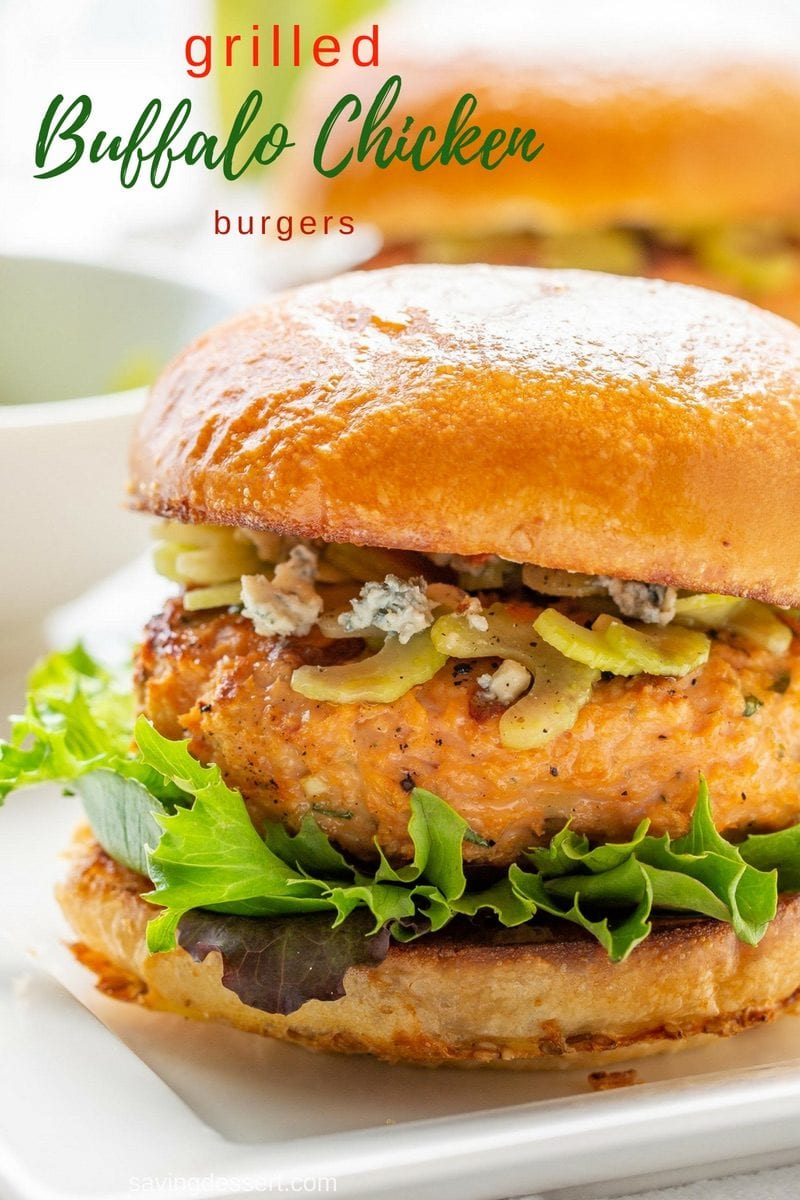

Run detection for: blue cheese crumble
[[241, 545, 323, 637], [339, 574, 434, 644]]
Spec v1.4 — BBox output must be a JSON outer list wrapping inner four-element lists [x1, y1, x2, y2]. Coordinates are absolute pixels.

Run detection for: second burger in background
[[285, 0, 800, 321]]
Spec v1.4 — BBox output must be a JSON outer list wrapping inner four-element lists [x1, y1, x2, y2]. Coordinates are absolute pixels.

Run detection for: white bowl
[[0, 255, 232, 633]]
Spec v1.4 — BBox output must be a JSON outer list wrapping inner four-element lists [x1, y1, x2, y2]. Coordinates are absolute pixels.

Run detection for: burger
[[285, 0, 800, 322], [5, 263, 800, 1069]]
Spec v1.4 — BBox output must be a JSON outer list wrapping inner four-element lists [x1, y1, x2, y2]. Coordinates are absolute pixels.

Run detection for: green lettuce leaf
[[741, 825, 800, 892], [450, 877, 535, 926], [134, 724, 781, 963], [510, 861, 654, 960], [0, 647, 132, 799], [136, 718, 333, 953], [634, 779, 777, 944], [506, 780, 778, 958], [0, 645, 181, 803], [264, 814, 353, 876], [526, 820, 650, 878], [138, 719, 477, 947], [76, 770, 167, 877], [371, 788, 468, 900]]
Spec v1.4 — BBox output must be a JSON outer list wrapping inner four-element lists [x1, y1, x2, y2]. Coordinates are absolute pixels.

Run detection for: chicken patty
[[135, 598, 800, 867]]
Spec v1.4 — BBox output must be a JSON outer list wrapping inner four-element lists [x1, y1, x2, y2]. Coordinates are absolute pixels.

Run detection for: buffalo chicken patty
[[135, 598, 800, 867]]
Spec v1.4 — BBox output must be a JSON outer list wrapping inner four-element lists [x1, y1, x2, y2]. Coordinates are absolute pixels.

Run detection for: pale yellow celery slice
[[431, 604, 546, 674], [536, 609, 710, 677], [728, 604, 791, 653], [537, 229, 645, 275], [499, 649, 598, 750], [152, 541, 194, 583], [174, 541, 262, 585], [533, 609, 640, 675], [154, 520, 236, 548], [673, 594, 742, 626], [324, 544, 423, 582], [521, 564, 606, 598], [456, 560, 508, 590], [594, 615, 710, 676], [291, 629, 447, 704], [695, 227, 798, 295], [430, 605, 598, 748], [183, 582, 243, 612], [153, 520, 261, 585], [674, 595, 791, 655]]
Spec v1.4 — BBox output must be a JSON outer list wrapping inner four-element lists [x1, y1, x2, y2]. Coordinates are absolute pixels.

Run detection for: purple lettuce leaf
[[177, 908, 391, 1015]]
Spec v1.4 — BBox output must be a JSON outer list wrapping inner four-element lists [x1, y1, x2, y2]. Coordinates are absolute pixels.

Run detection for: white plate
[[5, 775, 800, 1200]]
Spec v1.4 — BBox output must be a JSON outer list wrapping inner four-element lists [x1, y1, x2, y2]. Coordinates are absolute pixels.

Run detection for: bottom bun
[[58, 827, 800, 1069]]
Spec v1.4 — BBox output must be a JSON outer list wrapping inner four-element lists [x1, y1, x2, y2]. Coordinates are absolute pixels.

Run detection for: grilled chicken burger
[[286, 0, 800, 322], [6, 264, 800, 1068]]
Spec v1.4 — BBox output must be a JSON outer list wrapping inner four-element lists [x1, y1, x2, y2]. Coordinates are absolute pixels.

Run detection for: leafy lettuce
[[3, 646, 800, 1003], [177, 908, 390, 1015]]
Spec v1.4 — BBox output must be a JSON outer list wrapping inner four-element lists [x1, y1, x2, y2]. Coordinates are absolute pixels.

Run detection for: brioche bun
[[59, 830, 800, 1069], [284, 0, 800, 239], [130, 265, 800, 606]]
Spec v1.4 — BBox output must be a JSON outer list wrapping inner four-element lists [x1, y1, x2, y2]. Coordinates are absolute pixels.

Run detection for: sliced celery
[[291, 629, 447, 704], [499, 650, 598, 750], [674, 594, 792, 654], [595, 615, 710, 676], [153, 520, 261, 585], [431, 604, 546, 674], [537, 229, 645, 275], [324, 544, 423, 583], [533, 609, 638, 675], [431, 605, 598, 748], [183, 582, 243, 612], [173, 542, 262, 585], [152, 540, 194, 583], [521, 564, 605, 598], [673, 594, 742, 626], [695, 227, 798, 295], [534, 609, 709, 677], [154, 520, 235, 548]]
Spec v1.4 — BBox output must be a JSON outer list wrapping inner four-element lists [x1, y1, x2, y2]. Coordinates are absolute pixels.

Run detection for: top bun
[[130, 265, 800, 606], [283, 0, 800, 238]]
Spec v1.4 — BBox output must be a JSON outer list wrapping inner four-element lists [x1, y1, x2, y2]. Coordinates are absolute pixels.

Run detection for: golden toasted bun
[[284, 0, 800, 238], [130, 265, 800, 606], [58, 829, 800, 1069]]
